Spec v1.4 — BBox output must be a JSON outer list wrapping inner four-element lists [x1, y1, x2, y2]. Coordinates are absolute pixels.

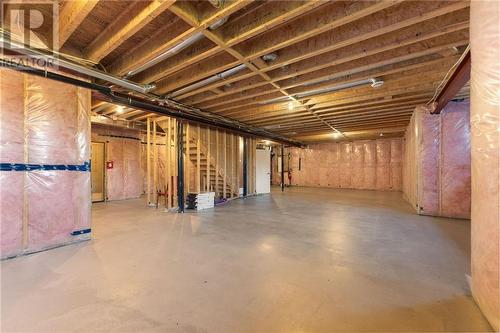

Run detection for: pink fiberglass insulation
[[376, 139, 391, 190], [106, 139, 126, 200], [91, 125, 143, 201], [418, 106, 440, 216], [27, 171, 90, 249], [440, 102, 471, 218], [470, 0, 500, 329], [390, 138, 403, 191], [123, 140, 142, 199], [363, 141, 376, 189], [271, 138, 402, 191], [327, 143, 340, 188], [402, 114, 418, 209], [0, 70, 24, 256], [339, 142, 352, 188], [351, 142, 365, 189], [402, 102, 471, 219], [0, 69, 91, 259]]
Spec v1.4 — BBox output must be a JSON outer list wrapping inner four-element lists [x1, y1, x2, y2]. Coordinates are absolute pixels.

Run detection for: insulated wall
[[91, 125, 143, 201], [470, 0, 500, 329], [0, 69, 91, 259], [402, 101, 471, 219], [272, 138, 402, 191]]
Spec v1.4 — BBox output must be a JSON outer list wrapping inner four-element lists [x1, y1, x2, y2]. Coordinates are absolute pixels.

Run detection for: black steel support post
[[177, 121, 185, 213], [281, 145, 285, 192], [243, 138, 248, 197]]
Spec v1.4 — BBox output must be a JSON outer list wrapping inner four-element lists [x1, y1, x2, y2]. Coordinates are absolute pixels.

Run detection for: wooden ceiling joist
[[83, 0, 177, 62], [12, 0, 472, 141], [59, 0, 99, 47]]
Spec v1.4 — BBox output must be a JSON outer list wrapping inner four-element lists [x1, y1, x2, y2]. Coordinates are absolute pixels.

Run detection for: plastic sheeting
[[91, 126, 143, 201], [402, 101, 471, 219], [272, 138, 402, 191], [0, 69, 91, 259], [470, 0, 500, 330]]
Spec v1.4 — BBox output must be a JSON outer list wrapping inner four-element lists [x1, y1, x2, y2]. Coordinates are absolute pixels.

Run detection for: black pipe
[[0, 59, 303, 147], [107, 93, 302, 147], [243, 138, 248, 197], [177, 121, 185, 213], [281, 145, 285, 192], [0, 58, 111, 93]]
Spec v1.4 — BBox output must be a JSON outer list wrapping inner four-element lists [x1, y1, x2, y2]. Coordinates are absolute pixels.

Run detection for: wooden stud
[[231, 133, 236, 198], [146, 117, 151, 204], [153, 119, 158, 205], [236, 136, 240, 197], [167, 124, 170, 209], [207, 127, 211, 192], [215, 130, 219, 197], [196, 125, 201, 193], [173, 118, 178, 206], [223, 131, 227, 198], [186, 123, 190, 194], [166, 118, 171, 209]]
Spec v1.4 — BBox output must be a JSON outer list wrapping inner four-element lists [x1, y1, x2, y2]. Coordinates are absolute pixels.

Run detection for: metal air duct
[[0, 31, 156, 94], [125, 17, 228, 78], [166, 63, 247, 98]]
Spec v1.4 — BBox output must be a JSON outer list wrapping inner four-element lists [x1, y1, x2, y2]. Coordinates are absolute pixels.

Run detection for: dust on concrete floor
[[1, 187, 492, 332]]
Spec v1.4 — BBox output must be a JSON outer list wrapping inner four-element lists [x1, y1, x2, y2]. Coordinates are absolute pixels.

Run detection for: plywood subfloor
[[1, 187, 492, 332]]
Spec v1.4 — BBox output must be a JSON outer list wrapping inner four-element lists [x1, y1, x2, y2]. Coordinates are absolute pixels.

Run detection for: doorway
[[256, 148, 271, 194], [91, 141, 105, 202]]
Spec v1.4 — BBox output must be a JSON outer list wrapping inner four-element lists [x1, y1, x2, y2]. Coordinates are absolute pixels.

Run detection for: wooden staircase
[[186, 130, 236, 198], [156, 119, 237, 199]]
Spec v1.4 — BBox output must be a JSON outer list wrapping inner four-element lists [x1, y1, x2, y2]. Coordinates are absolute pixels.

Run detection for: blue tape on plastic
[[0, 161, 90, 172], [71, 228, 91, 236]]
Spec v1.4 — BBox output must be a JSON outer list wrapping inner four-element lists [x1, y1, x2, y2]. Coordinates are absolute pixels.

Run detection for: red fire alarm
[[106, 161, 114, 169]]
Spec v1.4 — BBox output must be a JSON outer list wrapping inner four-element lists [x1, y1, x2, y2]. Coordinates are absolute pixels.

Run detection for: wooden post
[[196, 125, 201, 193], [146, 117, 151, 205], [235, 135, 240, 197], [167, 130, 170, 208], [223, 131, 227, 198], [252, 139, 256, 194], [185, 123, 190, 195], [231, 134, 235, 198], [166, 118, 171, 209], [215, 130, 219, 197], [153, 119, 158, 205], [207, 127, 211, 192], [173, 118, 178, 206]]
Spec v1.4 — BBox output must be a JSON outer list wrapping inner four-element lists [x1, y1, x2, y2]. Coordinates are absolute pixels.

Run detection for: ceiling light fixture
[[262, 53, 278, 63], [370, 78, 384, 88], [288, 101, 294, 110]]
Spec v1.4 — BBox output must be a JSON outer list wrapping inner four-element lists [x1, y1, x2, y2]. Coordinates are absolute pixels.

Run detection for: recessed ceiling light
[[380, 133, 384, 137]]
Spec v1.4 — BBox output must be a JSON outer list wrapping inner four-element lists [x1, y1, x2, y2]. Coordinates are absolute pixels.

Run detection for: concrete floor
[[1, 187, 492, 332]]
